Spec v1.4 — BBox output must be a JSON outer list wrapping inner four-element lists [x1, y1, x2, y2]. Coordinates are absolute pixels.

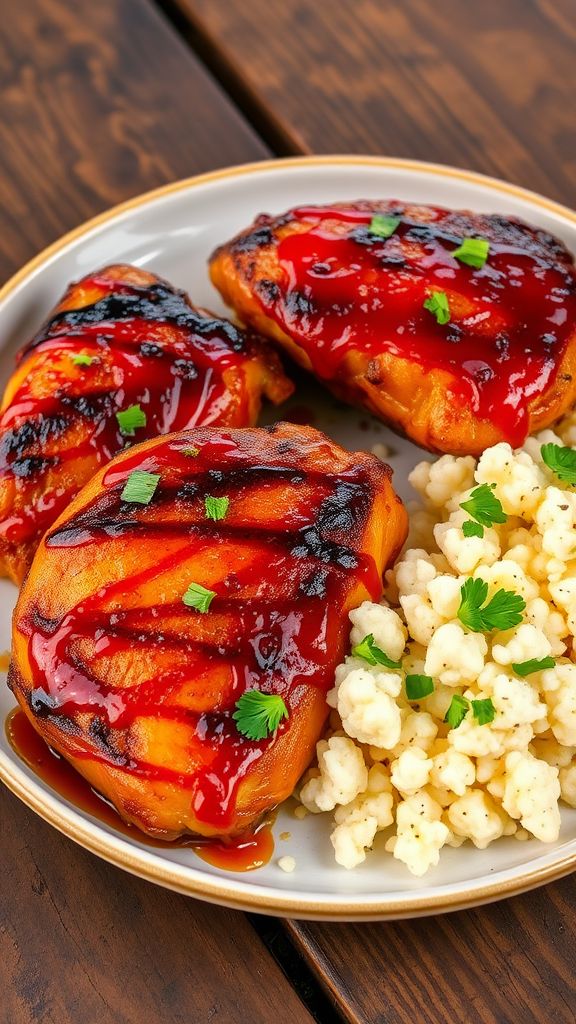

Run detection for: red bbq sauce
[[252, 203, 576, 446], [0, 271, 257, 552], [13, 429, 384, 839], [6, 707, 275, 871]]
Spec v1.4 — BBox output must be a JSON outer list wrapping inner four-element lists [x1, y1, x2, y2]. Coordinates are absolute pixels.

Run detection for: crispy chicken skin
[[210, 201, 576, 455], [0, 264, 292, 584], [10, 422, 407, 840]]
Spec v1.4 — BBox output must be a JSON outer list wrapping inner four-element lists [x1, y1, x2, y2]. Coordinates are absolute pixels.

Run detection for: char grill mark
[[59, 390, 117, 420], [0, 414, 69, 458], [9, 455, 58, 479], [45, 462, 369, 567], [228, 224, 274, 254], [29, 284, 246, 354], [0, 414, 70, 478]]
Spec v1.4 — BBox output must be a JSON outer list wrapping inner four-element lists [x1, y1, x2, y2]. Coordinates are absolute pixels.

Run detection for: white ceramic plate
[[2, 156, 576, 921]]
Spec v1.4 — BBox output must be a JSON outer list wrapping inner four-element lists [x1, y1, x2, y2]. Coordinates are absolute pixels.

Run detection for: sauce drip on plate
[[255, 203, 576, 446], [6, 708, 274, 871]]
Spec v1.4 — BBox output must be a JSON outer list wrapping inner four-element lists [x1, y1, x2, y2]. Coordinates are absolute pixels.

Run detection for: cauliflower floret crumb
[[300, 737, 367, 813], [501, 751, 561, 841], [559, 763, 576, 808], [277, 856, 296, 873], [349, 602, 407, 661], [389, 792, 450, 876], [332, 668, 402, 749], [331, 766, 395, 868], [541, 664, 576, 746], [430, 748, 475, 796], [447, 789, 514, 848], [391, 747, 433, 796], [424, 623, 487, 686]]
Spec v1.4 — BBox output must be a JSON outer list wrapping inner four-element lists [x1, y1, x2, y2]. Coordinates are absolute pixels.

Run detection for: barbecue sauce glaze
[[251, 203, 576, 446]]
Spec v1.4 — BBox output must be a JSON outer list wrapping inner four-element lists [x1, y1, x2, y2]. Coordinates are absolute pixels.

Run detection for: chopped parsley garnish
[[452, 237, 490, 269], [71, 352, 95, 366], [541, 443, 576, 485], [368, 214, 400, 239], [233, 691, 289, 741], [462, 520, 484, 538], [121, 470, 160, 505], [423, 290, 450, 325], [405, 674, 434, 700], [444, 694, 470, 729], [471, 697, 495, 725], [181, 446, 200, 457], [351, 633, 401, 670], [460, 483, 507, 537], [512, 656, 556, 677], [116, 404, 147, 437], [182, 581, 216, 613], [457, 578, 525, 632], [204, 495, 229, 521]]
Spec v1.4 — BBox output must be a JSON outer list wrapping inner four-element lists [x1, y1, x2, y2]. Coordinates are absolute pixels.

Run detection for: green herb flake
[[512, 656, 556, 677], [368, 214, 401, 239], [423, 290, 450, 325], [233, 691, 289, 741], [457, 577, 525, 633], [181, 446, 200, 457], [120, 470, 160, 505], [444, 694, 470, 729], [71, 352, 95, 367], [452, 237, 490, 269], [116, 404, 147, 437], [460, 483, 507, 529], [182, 581, 216, 613], [541, 443, 576, 486], [471, 697, 495, 725], [405, 674, 435, 700], [462, 520, 484, 538], [351, 633, 401, 670], [204, 495, 230, 521]]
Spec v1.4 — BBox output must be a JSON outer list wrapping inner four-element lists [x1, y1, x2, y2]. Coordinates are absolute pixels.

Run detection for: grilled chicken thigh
[[0, 264, 292, 583], [10, 422, 407, 839], [210, 201, 576, 454]]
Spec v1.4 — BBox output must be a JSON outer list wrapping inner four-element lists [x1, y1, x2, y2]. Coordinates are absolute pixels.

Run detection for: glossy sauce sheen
[[255, 203, 576, 445], [14, 430, 383, 833], [6, 708, 274, 870], [0, 272, 254, 549]]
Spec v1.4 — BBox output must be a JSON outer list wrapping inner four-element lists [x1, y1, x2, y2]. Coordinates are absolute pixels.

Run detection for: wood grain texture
[[286, 877, 576, 1024], [176, 0, 576, 204], [0, 787, 315, 1024], [0, 0, 267, 284]]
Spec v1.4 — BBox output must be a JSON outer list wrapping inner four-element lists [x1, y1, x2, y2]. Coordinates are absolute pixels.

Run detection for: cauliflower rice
[[298, 416, 576, 877]]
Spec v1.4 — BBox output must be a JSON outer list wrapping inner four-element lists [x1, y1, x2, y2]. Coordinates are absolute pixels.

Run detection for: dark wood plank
[[1, 787, 316, 1024], [286, 877, 576, 1024], [0, 0, 268, 284], [175, 0, 575, 204]]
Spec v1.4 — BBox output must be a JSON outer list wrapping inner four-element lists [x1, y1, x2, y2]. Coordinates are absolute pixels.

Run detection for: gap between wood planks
[[152, 0, 303, 156], [250, 916, 343, 1024]]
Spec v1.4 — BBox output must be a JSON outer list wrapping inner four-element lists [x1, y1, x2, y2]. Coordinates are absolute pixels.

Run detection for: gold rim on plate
[[1, 155, 576, 920]]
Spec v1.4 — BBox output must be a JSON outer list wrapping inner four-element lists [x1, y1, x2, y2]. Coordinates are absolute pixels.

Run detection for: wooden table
[[1, 2, 575, 1021]]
